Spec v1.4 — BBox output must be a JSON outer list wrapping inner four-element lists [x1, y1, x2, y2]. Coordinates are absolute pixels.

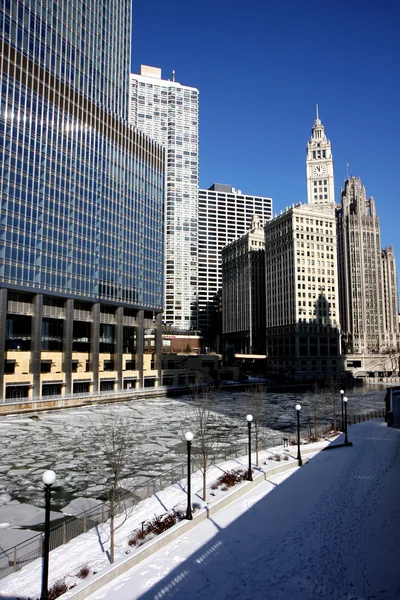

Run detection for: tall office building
[[336, 177, 399, 356], [130, 66, 199, 330], [0, 1, 165, 401], [264, 203, 340, 376], [264, 113, 340, 377], [222, 215, 266, 354], [198, 184, 272, 347], [381, 246, 399, 352]]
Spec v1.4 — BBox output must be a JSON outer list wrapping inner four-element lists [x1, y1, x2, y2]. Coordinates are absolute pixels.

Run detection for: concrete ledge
[[64, 460, 302, 600], [0, 390, 168, 416]]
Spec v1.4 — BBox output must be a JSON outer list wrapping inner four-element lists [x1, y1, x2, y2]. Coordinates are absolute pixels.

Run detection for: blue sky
[[131, 0, 399, 255]]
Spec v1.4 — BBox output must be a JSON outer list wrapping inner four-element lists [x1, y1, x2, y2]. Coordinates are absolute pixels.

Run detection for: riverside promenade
[[83, 419, 400, 600]]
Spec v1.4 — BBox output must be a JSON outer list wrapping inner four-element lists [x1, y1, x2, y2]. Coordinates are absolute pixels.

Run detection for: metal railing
[[347, 408, 385, 425]]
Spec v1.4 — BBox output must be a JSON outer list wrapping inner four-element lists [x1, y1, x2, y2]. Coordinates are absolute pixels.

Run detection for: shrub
[[128, 529, 146, 547], [151, 512, 177, 535], [283, 455, 289, 461], [210, 468, 247, 491], [48, 580, 68, 600], [128, 508, 187, 548], [77, 565, 90, 579], [273, 454, 281, 462]]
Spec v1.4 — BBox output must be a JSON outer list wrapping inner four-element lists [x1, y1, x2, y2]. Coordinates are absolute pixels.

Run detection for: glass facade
[[0, 0, 165, 311], [2, 0, 131, 120]]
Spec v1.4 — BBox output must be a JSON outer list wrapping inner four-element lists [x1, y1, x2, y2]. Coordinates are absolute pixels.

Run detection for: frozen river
[[0, 385, 386, 516]]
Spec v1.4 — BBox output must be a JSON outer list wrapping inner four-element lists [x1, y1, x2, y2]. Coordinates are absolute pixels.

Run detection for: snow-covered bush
[[48, 579, 68, 599], [210, 468, 248, 491], [128, 509, 187, 548]]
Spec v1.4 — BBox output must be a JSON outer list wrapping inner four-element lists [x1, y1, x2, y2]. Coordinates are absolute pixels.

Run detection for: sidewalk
[[83, 419, 400, 600]]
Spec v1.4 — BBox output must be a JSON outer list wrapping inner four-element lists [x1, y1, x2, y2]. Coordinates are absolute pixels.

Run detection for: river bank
[[2, 417, 399, 600], [0, 387, 386, 556]]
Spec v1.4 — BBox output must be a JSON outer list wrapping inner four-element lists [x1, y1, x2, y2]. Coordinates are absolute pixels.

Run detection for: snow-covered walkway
[[85, 419, 400, 600]]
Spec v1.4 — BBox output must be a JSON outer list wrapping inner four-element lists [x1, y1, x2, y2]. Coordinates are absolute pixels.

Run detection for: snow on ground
[[81, 419, 399, 600], [2, 420, 399, 600]]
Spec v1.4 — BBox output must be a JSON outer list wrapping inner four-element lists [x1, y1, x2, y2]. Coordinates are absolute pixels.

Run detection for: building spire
[[306, 110, 335, 205]]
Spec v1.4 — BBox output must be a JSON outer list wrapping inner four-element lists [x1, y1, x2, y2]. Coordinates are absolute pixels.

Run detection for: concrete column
[[63, 299, 73, 396], [91, 303, 100, 393], [154, 312, 163, 386], [0, 289, 8, 402], [115, 307, 123, 390], [32, 294, 43, 398], [136, 310, 144, 388]]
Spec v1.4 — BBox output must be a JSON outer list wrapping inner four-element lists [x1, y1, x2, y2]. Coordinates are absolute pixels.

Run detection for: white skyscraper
[[130, 66, 199, 330], [306, 107, 335, 205], [264, 202, 340, 377], [198, 184, 272, 347], [262, 112, 340, 377]]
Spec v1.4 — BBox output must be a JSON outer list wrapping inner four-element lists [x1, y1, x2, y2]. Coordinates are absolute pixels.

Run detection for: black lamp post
[[246, 414, 253, 481], [41, 469, 56, 600], [185, 432, 193, 520], [340, 389, 345, 432], [295, 404, 303, 466], [343, 396, 349, 445]]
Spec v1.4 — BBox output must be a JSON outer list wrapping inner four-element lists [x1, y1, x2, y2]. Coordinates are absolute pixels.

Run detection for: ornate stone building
[[264, 202, 340, 377], [263, 112, 340, 377], [336, 177, 399, 359]]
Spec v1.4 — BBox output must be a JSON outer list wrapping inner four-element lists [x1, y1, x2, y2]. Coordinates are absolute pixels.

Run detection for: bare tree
[[323, 378, 341, 431], [185, 384, 230, 501], [308, 382, 325, 441], [87, 413, 137, 564], [381, 348, 399, 376], [246, 384, 267, 466]]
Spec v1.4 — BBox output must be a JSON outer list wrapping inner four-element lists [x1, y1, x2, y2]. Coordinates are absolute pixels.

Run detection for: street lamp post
[[246, 414, 253, 481], [185, 432, 193, 520], [295, 404, 303, 466], [41, 470, 56, 600], [340, 389, 345, 432], [343, 397, 349, 445]]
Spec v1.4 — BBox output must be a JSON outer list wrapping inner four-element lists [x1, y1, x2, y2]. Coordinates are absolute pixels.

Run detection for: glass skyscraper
[[0, 1, 165, 402]]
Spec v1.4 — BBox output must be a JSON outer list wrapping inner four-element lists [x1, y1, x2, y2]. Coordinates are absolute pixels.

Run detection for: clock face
[[313, 165, 326, 177]]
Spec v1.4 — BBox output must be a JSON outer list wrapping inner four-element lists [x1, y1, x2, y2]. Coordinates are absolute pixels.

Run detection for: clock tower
[[306, 106, 335, 205]]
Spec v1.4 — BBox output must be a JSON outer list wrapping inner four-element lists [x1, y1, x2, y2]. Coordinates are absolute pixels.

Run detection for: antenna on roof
[[316, 104, 319, 120], [172, 70, 175, 82]]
